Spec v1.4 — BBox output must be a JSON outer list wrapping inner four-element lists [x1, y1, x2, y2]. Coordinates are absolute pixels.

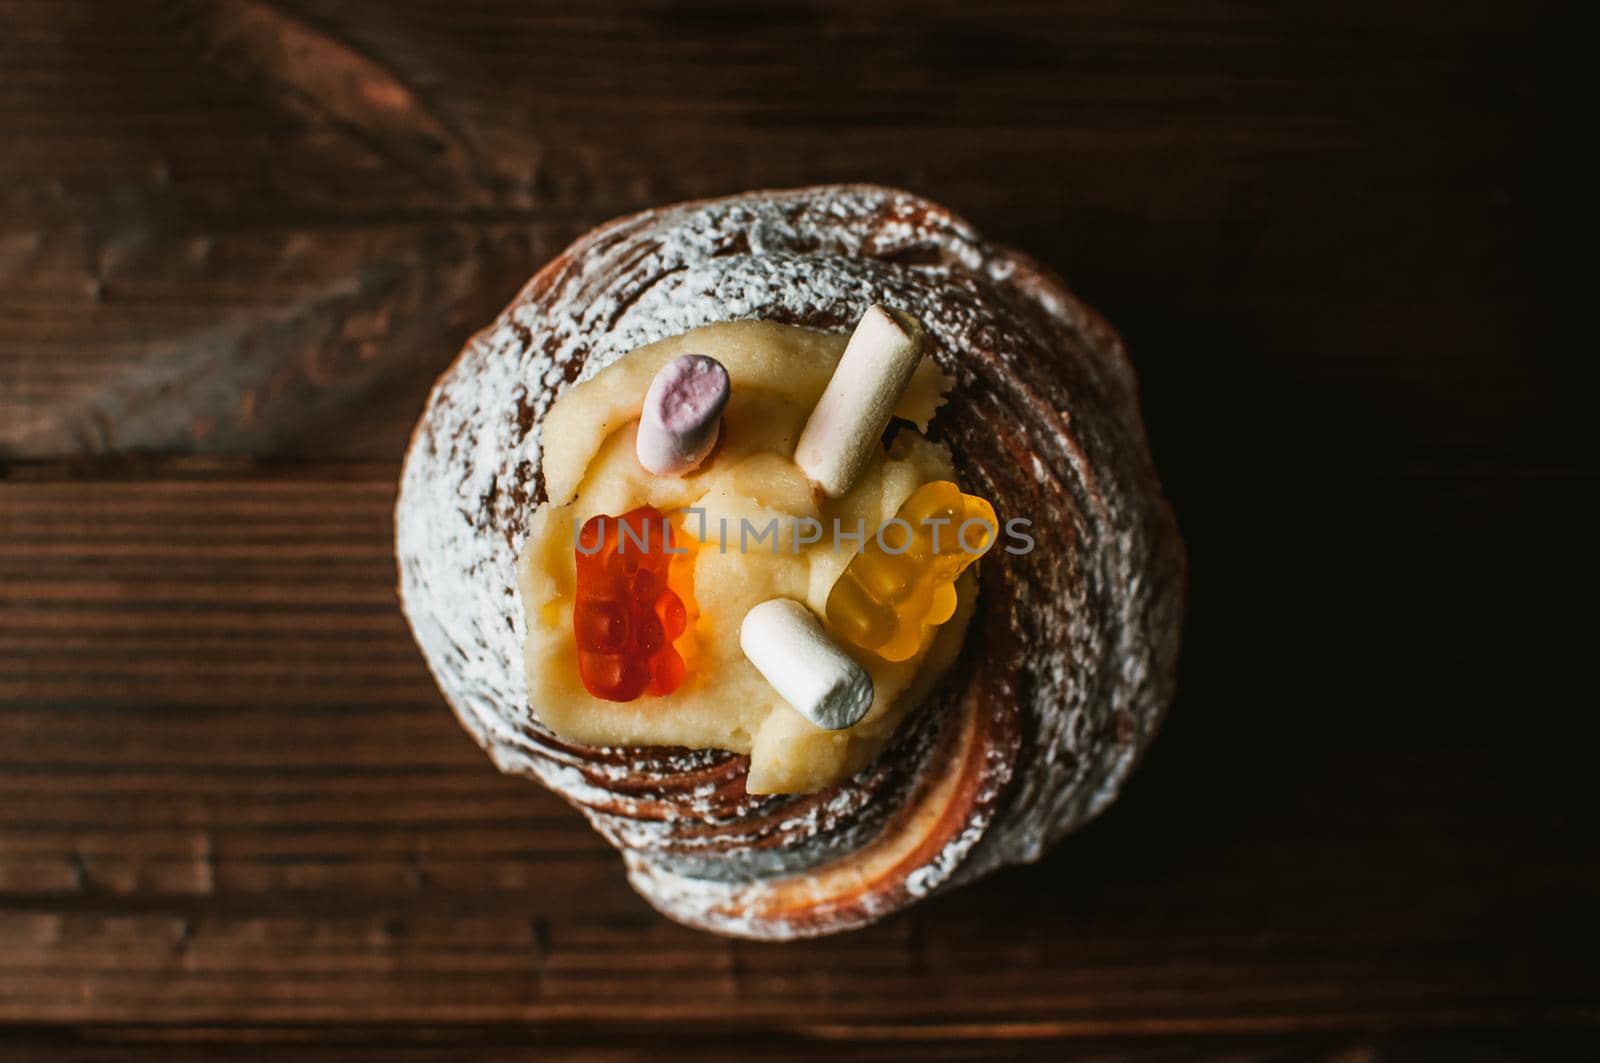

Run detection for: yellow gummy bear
[[825, 481, 997, 662]]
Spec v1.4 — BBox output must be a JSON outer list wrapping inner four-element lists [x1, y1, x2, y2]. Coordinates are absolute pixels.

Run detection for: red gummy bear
[[573, 505, 689, 701]]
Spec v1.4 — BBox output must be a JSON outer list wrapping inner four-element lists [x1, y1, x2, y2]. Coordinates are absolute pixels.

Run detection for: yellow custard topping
[[514, 320, 975, 794]]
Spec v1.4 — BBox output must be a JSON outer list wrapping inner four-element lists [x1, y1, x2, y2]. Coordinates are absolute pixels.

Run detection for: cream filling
[[514, 320, 974, 794]]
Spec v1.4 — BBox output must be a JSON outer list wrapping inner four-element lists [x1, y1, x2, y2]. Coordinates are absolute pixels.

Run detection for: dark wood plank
[[1, 0, 1586, 460], [0, 462, 1595, 1031], [5, 1026, 1599, 1062]]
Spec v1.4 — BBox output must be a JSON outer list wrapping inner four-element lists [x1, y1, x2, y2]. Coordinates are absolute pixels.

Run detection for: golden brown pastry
[[396, 185, 1186, 938]]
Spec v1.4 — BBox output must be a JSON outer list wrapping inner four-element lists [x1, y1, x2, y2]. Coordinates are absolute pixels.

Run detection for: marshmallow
[[794, 305, 926, 497], [636, 354, 731, 476], [739, 598, 874, 731]]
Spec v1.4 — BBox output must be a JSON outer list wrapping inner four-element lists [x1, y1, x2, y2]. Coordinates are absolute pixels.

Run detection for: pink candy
[[636, 354, 731, 476]]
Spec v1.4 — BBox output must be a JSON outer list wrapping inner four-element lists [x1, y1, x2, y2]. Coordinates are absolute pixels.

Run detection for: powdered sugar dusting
[[395, 185, 1185, 939]]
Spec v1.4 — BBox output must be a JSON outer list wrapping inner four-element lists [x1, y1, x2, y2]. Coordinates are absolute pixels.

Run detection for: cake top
[[513, 317, 996, 793], [396, 185, 1185, 938]]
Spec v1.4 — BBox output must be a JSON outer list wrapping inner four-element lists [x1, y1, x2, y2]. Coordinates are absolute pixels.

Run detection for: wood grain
[[0, 0, 1591, 1054], [1, 463, 1595, 1039], [4, 1028, 1594, 1062], [1, 0, 1586, 462]]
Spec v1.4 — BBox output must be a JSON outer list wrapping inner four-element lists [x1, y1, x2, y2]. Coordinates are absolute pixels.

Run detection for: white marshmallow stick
[[794, 305, 926, 498], [636, 354, 731, 476], [739, 599, 874, 731]]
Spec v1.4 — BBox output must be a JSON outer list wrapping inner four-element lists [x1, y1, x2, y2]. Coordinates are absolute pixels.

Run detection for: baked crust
[[396, 185, 1187, 939]]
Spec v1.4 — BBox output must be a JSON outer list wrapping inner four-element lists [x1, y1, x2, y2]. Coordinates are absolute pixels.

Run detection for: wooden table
[[2, 1, 1593, 1058]]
